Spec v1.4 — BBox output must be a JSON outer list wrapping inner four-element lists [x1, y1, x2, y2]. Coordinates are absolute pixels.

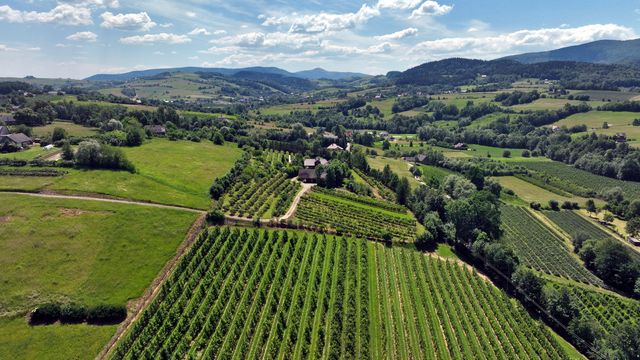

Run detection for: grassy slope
[[492, 176, 593, 205], [367, 156, 421, 190], [0, 145, 58, 160], [0, 193, 197, 359], [1, 139, 243, 209], [31, 121, 99, 138]]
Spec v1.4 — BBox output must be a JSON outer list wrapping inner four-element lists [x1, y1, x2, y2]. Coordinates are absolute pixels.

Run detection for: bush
[[60, 303, 87, 324], [87, 304, 127, 325], [548, 199, 560, 211], [30, 303, 61, 325], [530, 202, 542, 210], [206, 209, 225, 225]]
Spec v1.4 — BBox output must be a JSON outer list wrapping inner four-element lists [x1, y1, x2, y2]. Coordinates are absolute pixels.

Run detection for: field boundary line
[[96, 214, 207, 360]]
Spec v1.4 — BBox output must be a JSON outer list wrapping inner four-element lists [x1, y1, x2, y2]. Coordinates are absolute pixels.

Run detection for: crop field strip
[[501, 206, 604, 287], [543, 210, 615, 241], [110, 227, 569, 359], [295, 189, 417, 242], [514, 160, 640, 199], [550, 283, 640, 334], [222, 150, 301, 219]]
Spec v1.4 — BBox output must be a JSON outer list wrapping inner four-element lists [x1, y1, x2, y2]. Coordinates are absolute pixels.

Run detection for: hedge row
[[0, 168, 67, 177], [29, 303, 127, 325]]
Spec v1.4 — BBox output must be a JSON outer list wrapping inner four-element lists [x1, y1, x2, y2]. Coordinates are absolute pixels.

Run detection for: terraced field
[[501, 206, 604, 287], [110, 227, 570, 359]]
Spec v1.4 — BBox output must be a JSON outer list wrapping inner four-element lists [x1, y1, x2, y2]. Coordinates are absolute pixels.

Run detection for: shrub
[[548, 199, 560, 211], [206, 209, 225, 225], [87, 304, 127, 325], [60, 303, 87, 324], [530, 202, 542, 211], [30, 303, 61, 325]]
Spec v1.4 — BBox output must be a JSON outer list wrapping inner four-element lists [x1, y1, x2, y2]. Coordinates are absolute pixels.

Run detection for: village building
[[614, 133, 627, 143], [0, 114, 16, 125], [144, 125, 167, 136], [453, 142, 467, 149], [327, 143, 344, 151], [303, 157, 328, 169], [299, 157, 328, 183], [0, 132, 33, 149]]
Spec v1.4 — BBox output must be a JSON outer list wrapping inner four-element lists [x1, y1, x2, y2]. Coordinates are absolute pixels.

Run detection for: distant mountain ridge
[[86, 66, 369, 82], [502, 38, 640, 65]]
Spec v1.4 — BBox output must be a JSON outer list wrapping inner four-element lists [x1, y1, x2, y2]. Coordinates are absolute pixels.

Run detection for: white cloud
[[410, 1, 453, 18], [120, 33, 192, 45], [0, 4, 92, 26], [67, 31, 98, 42], [0, 44, 16, 51], [213, 30, 227, 35], [189, 27, 211, 36], [321, 40, 393, 55], [375, 27, 418, 40], [410, 24, 636, 59], [212, 31, 320, 49], [376, 0, 422, 9], [62, 0, 119, 8], [262, 4, 380, 33], [186, 11, 197, 18], [188, 55, 199, 60], [153, 51, 164, 55], [100, 12, 156, 31], [159, 22, 173, 28]]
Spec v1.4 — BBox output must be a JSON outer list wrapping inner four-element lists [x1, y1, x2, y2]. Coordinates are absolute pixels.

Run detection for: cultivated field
[[295, 188, 417, 242], [110, 227, 570, 359], [501, 206, 603, 286], [0, 193, 198, 359], [543, 211, 616, 241], [514, 160, 640, 200], [492, 176, 592, 206]]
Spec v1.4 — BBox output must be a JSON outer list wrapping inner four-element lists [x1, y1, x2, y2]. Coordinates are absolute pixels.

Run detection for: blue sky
[[0, 0, 638, 78]]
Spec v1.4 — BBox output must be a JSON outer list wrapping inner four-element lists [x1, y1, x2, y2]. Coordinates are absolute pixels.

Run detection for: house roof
[[4, 133, 32, 144], [304, 157, 328, 167], [416, 154, 428, 162], [327, 143, 344, 150], [144, 125, 166, 134], [0, 126, 8, 136], [298, 169, 317, 180], [0, 114, 15, 124]]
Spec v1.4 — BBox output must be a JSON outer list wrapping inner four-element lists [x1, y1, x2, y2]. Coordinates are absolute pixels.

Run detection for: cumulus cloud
[[0, 4, 92, 25], [410, 1, 453, 18], [212, 31, 320, 49], [62, 0, 119, 8], [67, 31, 98, 42], [189, 27, 211, 36], [213, 30, 227, 35], [376, 0, 423, 9], [375, 27, 418, 40], [100, 12, 156, 31], [321, 40, 393, 55], [0, 44, 16, 51], [410, 24, 636, 58], [120, 33, 191, 45], [262, 4, 379, 33]]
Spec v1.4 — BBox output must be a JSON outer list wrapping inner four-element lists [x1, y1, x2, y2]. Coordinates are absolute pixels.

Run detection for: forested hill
[[502, 38, 640, 65], [392, 58, 640, 90]]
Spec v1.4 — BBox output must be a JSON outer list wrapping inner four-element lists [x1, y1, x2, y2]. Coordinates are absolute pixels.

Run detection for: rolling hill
[[502, 38, 640, 65], [86, 66, 368, 82]]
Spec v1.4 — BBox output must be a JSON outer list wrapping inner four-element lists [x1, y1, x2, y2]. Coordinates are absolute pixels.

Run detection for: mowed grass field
[[111, 228, 571, 359], [0, 139, 243, 209], [257, 100, 342, 116], [0, 145, 59, 160], [492, 176, 593, 206], [31, 121, 99, 138], [553, 111, 640, 145], [0, 193, 198, 359], [367, 156, 423, 190]]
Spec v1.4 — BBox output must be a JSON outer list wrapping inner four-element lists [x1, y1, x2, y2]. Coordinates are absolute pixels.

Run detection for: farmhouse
[[327, 143, 344, 151], [0, 126, 8, 136], [614, 133, 627, 143], [453, 142, 466, 149], [303, 157, 328, 169], [144, 125, 167, 136], [0, 132, 34, 149], [298, 169, 327, 183], [0, 114, 16, 125]]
